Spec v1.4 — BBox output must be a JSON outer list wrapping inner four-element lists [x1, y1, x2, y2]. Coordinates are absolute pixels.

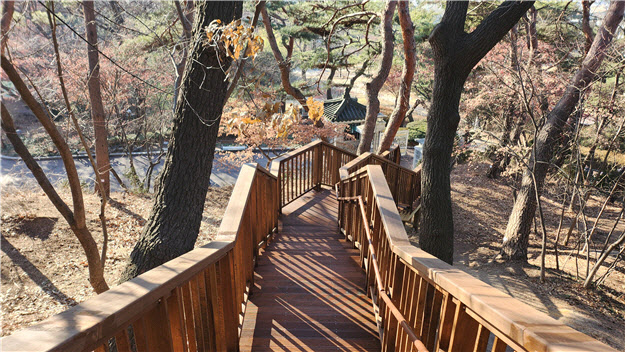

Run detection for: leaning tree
[[121, 1, 243, 281], [501, 0, 625, 261]]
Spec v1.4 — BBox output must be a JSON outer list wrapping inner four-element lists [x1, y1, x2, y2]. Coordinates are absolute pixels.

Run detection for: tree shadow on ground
[[1, 235, 75, 305], [109, 199, 146, 222], [14, 217, 57, 240]]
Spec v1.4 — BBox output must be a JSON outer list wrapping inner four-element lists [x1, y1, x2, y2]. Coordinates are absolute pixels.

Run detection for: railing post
[[313, 143, 321, 190]]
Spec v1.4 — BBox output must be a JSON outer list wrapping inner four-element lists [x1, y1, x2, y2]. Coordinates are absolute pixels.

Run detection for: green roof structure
[[323, 94, 367, 125]]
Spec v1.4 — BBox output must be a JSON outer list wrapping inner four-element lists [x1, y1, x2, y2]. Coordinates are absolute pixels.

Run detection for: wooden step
[[240, 190, 380, 352]]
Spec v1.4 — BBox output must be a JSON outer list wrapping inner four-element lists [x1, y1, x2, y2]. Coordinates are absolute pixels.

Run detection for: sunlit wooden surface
[[240, 189, 380, 351]]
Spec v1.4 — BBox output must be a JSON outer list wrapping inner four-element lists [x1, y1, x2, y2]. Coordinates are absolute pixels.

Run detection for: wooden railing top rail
[[269, 139, 356, 175], [1, 163, 274, 352], [214, 164, 276, 238], [346, 165, 616, 352], [339, 151, 417, 180], [337, 194, 428, 352]]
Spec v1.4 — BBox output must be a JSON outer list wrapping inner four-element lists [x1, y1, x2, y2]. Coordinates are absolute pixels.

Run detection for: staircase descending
[[1, 140, 616, 352], [240, 190, 379, 351]]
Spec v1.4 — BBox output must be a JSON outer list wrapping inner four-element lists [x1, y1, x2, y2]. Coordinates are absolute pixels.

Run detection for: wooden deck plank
[[240, 190, 381, 352]]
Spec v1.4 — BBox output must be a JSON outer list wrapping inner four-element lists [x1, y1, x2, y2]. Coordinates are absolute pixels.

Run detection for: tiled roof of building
[[323, 95, 367, 124]]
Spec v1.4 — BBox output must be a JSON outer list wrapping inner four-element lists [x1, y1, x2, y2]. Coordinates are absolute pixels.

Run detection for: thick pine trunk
[[418, 1, 534, 264], [419, 69, 465, 263], [502, 0, 624, 260], [1, 0, 14, 55], [83, 1, 110, 197], [121, 1, 242, 281]]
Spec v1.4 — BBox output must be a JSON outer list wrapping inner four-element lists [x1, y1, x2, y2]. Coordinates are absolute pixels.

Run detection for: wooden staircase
[[1, 140, 617, 352], [240, 190, 380, 351]]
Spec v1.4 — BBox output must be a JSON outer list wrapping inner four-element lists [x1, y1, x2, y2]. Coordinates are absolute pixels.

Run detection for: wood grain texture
[[240, 190, 380, 352]]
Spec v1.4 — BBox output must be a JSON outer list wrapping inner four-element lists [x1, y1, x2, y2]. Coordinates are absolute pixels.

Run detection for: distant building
[[323, 92, 367, 136]]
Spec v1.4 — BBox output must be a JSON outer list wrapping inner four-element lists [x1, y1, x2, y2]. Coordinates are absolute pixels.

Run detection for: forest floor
[[1, 160, 624, 349], [404, 159, 625, 350]]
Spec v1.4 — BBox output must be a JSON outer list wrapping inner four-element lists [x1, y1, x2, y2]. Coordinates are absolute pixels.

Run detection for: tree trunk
[[1, 0, 14, 56], [83, 1, 111, 197], [377, 0, 416, 154], [1, 60, 109, 294], [173, 0, 194, 110], [502, 0, 624, 261], [121, 1, 242, 281], [326, 66, 337, 99], [488, 26, 518, 178], [356, 0, 396, 155], [419, 1, 534, 264], [582, 0, 594, 56], [260, 3, 308, 112]]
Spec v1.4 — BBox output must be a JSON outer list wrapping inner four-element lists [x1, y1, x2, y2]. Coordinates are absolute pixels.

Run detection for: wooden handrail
[[337, 195, 428, 352], [2, 163, 279, 352], [270, 140, 356, 209], [337, 165, 616, 352], [339, 151, 420, 207]]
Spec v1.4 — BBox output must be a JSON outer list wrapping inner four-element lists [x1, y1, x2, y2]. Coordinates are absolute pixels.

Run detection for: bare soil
[[0, 185, 232, 337], [405, 159, 625, 350], [1, 160, 624, 350]]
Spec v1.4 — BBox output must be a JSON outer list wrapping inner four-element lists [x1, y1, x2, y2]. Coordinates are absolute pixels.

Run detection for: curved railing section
[[340, 152, 420, 208], [1, 164, 278, 352], [337, 165, 615, 352], [270, 140, 356, 209]]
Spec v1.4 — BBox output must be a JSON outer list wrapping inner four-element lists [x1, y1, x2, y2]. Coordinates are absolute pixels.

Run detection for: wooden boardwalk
[[240, 189, 380, 351]]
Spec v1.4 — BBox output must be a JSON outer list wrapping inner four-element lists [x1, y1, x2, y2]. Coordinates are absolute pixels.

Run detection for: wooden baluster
[[425, 290, 443, 351], [418, 280, 433, 344], [180, 282, 197, 351], [166, 288, 188, 352], [491, 336, 508, 352], [197, 271, 215, 351], [435, 292, 457, 352], [219, 252, 239, 351], [291, 157, 295, 201], [93, 344, 106, 352], [473, 324, 491, 352], [390, 256, 405, 351], [131, 317, 148, 352], [143, 298, 173, 351], [449, 304, 480, 352], [189, 275, 206, 351], [114, 327, 131, 352], [398, 265, 413, 351]]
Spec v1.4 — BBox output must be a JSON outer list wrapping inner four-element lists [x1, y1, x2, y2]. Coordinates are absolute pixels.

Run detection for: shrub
[[407, 120, 427, 141]]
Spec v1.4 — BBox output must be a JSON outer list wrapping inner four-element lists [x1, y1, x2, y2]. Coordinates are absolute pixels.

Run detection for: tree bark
[[1, 0, 14, 56], [1, 59, 109, 294], [121, 1, 242, 281], [356, 0, 396, 155], [173, 0, 194, 110], [419, 0, 534, 264], [83, 1, 111, 197], [326, 66, 337, 99], [377, 0, 416, 154], [582, 0, 595, 56], [502, 0, 624, 261], [526, 5, 538, 67], [260, 3, 308, 112]]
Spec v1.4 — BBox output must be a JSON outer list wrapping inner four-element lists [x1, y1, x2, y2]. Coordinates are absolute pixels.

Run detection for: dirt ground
[[405, 160, 625, 350], [1, 160, 624, 350], [0, 185, 232, 337]]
